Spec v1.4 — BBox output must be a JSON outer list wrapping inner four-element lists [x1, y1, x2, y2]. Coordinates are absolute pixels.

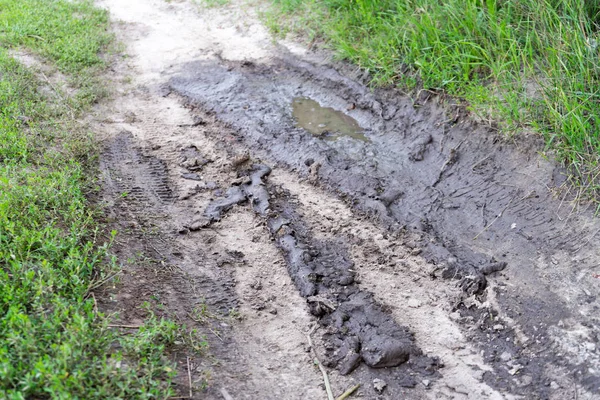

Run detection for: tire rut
[[93, 0, 598, 398]]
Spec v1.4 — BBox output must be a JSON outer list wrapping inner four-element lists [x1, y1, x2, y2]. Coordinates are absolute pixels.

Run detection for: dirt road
[[92, 0, 600, 398]]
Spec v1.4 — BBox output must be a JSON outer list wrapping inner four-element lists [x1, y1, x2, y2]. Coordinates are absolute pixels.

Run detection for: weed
[[194, 0, 231, 8], [228, 307, 242, 321]]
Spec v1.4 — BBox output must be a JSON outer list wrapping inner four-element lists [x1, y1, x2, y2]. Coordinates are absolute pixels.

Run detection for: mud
[[170, 55, 600, 395], [205, 164, 442, 394], [90, 0, 600, 398]]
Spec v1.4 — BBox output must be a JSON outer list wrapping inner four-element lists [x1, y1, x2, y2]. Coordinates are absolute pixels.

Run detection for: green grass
[[0, 0, 194, 398], [193, 0, 231, 8], [266, 0, 600, 196]]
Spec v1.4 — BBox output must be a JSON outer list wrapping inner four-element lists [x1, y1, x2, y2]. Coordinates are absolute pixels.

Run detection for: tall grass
[[268, 0, 600, 194]]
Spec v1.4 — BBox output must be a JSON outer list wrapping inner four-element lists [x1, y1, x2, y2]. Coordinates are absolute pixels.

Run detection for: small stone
[[407, 298, 422, 308], [422, 379, 431, 388], [493, 324, 504, 331], [550, 381, 560, 390], [585, 342, 596, 352], [508, 364, 523, 375], [410, 248, 422, 256], [268, 308, 278, 315], [373, 378, 387, 393], [250, 280, 262, 290], [499, 351, 512, 362]]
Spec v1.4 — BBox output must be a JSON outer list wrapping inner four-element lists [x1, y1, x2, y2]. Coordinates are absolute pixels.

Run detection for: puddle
[[292, 97, 368, 142]]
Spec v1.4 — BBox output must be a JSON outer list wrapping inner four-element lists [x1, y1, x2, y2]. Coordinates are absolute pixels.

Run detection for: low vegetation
[[0, 0, 190, 397], [266, 0, 600, 196]]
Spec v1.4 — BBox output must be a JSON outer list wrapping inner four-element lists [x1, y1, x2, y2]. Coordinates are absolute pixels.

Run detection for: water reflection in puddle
[[292, 97, 368, 142]]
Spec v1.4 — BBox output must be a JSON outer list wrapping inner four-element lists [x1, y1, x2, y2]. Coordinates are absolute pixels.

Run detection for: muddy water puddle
[[292, 97, 368, 142]]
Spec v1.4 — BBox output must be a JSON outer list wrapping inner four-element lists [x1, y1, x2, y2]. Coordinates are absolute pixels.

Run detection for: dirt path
[[92, 0, 599, 399]]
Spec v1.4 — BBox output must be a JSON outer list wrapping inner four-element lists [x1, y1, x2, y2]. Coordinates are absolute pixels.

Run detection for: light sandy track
[[90, 0, 597, 398]]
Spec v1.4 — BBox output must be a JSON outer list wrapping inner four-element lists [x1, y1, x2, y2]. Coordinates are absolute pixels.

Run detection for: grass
[[266, 0, 600, 197], [193, 0, 231, 8], [0, 0, 195, 397]]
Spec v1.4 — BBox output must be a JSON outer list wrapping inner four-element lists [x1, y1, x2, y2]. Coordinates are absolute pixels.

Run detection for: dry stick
[[90, 292, 99, 315], [574, 228, 600, 253], [87, 270, 122, 293], [307, 326, 334, 400], [39, 71, 75, 119], [336, 384, 360, 400], [107, 324, 141, 329], [220, 388, 234, 400], [147, 241, 166, 259], [473, 195, 516, 240], [209, 327, 224, 342], [470, 154, 492, 171], [187, 356, 193, 399]]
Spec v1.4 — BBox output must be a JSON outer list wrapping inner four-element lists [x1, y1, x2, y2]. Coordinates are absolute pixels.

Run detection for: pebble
[[585, 342, 596, 352], [373, 378, 387, 393], [407, 298, 422, 308]]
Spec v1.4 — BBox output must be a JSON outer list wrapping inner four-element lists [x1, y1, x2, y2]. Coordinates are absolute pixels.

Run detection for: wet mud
[[267, 188, 444, 382], [204, 163, 442, 394], [170, 55, 600, 395], [90, 0, 600, 396]]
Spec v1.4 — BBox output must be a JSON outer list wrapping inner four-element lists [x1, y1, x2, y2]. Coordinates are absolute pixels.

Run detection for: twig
[[209, 327, 224, 342], [147, 241, 166, 259], [574, 228, 600, 253], [107, 324, 141, 329], [220, 388, 234, 400], [39, 71, 75, 119], [86, 270, 122, 293], [336, 384, 360, 400], [307, 325, 334, 400], [471, 155, 492, 171], [187, 356, 193, 399], [90, 292, 98, 314], [473, 195, 515, 240]]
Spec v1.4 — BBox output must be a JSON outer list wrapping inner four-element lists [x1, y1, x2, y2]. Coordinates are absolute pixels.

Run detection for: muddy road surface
[[92, 0, 600, 398]]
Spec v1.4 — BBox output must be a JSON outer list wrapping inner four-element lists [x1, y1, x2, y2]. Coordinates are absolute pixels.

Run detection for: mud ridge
[[204, 163, 442, 385]]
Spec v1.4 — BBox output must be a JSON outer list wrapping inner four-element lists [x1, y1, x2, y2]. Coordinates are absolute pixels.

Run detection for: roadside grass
[[266, 0, 600, 198], [0, 0, 195, 397], [193, 0, 231, 8]]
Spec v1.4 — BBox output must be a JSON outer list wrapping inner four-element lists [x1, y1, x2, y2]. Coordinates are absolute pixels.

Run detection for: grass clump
[[193, 0, 231, 8], [0, 0, 113, 109], [267, 0, 600, 195], [0, 0, 191, 397]]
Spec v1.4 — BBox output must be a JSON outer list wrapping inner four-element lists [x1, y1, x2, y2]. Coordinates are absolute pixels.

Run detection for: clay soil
[[90, 0, 600, 399]]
